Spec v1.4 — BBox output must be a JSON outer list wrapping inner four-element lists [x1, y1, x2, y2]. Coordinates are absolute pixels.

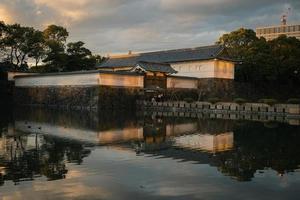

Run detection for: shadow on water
[[0, 107, 300, 188]]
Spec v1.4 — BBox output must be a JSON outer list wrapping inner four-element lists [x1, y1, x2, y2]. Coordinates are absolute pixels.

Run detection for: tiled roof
[[98, 45, 225, 68], [135, 61, 177, 74]]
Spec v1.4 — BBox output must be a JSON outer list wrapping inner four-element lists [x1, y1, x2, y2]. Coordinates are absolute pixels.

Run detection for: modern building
[[256, 24, 300, 40], [98, 45, 235, 80]]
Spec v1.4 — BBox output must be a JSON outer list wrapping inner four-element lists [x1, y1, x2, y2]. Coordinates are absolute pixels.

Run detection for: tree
[[28, 30, 46, 67], [64, 41, 96, 71], [268, 35, 300, 85], [93, 54, 105, 65], [217, 28, 300, 99], [0, 21, 6, 60], [43, 25, 68, 43], [0, 23, 46, 70], [42, 25, 69, 71], [217, 28, 258, 60]]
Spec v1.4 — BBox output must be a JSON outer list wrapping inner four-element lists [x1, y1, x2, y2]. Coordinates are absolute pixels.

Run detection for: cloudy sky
[[0, 0, 299, 55]]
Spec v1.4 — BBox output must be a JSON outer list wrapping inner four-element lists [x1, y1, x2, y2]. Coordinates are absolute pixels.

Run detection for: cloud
[[0, 0, 299, 54]]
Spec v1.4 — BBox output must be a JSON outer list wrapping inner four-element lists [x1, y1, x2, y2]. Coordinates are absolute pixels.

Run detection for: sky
[[0, 0, 299, 55]]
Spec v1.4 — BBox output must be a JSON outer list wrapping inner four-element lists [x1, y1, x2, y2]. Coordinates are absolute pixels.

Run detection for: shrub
[[207, 97, 220, 104], [287, 98, 300, 104], [184, 97, 194, 103], [258, 98, 278, 106], [234, 98, 247, 105]]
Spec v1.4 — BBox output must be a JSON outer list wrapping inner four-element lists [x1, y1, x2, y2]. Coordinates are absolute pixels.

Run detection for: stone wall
[[98, 86, 141, 110], [197, 78, 235, 101], [137, 101, 300, 126], [14, 86, 100, 110], [14, 85, 142, 111], [0, 72, 13, 106]]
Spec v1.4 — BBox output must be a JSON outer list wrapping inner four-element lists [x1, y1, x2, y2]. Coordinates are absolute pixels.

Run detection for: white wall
[[170, 59, 234, 79], [15, 72, 145, 88], [214, 60, 235, 79], [171, 60, 215, 78], [174, 132, 233, 152], [99, 73, 144, 88], [7, 72, 38, 81], [15, 73, 99, 87]]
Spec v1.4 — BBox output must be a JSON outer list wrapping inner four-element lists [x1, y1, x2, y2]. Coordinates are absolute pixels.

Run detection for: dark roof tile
[[135, 61, 177, 74], [98, 45, 224, 68]]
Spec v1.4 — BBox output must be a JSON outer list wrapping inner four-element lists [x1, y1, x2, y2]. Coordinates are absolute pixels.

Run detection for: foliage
[[234, 98, 247, 105], [287, 98, 300, 104], [217, 28, 300, 89], [64, 41, 96, 71], [183, 97, 194, 103], [207, 97, 220, 104], [258, 98, 278, 106], [0, 21, 103, 72]]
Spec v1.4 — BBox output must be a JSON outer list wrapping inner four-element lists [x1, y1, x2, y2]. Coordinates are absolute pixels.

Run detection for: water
[[1, 108, 300, 200]]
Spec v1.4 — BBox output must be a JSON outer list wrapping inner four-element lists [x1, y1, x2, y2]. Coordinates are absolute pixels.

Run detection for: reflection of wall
[[16, 121, 99, 143], [97, 128, 143, 144], [166, 123, 198, 136], [174, 132, 234, 153], [15, 120, 144, 145]]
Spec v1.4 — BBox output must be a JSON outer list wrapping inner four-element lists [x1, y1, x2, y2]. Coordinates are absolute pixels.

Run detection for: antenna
[[281, 7, 291, 25]]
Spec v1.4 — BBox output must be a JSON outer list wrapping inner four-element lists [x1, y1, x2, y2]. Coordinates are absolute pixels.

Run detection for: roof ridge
[[140, 44, 222, 55], [137, 61, 170, 65]]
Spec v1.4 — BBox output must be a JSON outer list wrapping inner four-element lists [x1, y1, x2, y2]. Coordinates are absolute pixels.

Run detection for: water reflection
[[1, 107, 300, 198]]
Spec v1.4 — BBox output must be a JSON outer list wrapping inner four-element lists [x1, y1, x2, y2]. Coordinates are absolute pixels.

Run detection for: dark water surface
[[1, 108, 300, 200]]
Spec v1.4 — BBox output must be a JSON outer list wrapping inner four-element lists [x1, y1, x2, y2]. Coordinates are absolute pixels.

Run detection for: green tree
[[0, 23, 45, 71], [42, 25, 69, 72], [217, 28, 258, 60], [0, 21, 5, 57], [43, 25, 68, 43], [64, 41, 95, 71], [28, 30, 46, 67], [268, 35, 300, 85]]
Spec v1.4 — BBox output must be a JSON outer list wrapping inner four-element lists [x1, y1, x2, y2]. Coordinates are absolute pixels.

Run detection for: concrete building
[[98, 45, 235, 80], [256, 24, 300, 40]]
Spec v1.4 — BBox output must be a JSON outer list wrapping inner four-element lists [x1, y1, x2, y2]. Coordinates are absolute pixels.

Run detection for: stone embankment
[[137, 101, 300, 125], [14, 86, 140, 111]]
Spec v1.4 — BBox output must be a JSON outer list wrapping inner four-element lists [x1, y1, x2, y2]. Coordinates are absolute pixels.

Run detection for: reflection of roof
[[98, 45, 225, 68], [135, 61, 177, 74]]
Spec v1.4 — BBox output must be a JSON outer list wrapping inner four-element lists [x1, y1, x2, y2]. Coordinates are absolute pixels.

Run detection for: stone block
[[287, 105, 300, 115], [288, 119, 300, 126], [230, 104, 238, 111], [229, 114, 237, 119], [216, 105, 223, 110], [268, 106, 275, 113]]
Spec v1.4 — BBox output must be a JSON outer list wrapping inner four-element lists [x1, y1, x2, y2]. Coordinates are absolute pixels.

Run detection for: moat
[[1, 107, 300, 200]]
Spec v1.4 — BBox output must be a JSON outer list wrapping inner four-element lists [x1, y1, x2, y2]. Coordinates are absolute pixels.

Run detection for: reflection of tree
[[214, 122, 300, 181], [0, 133, 91, 185], [137, 118, 300, 182]]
